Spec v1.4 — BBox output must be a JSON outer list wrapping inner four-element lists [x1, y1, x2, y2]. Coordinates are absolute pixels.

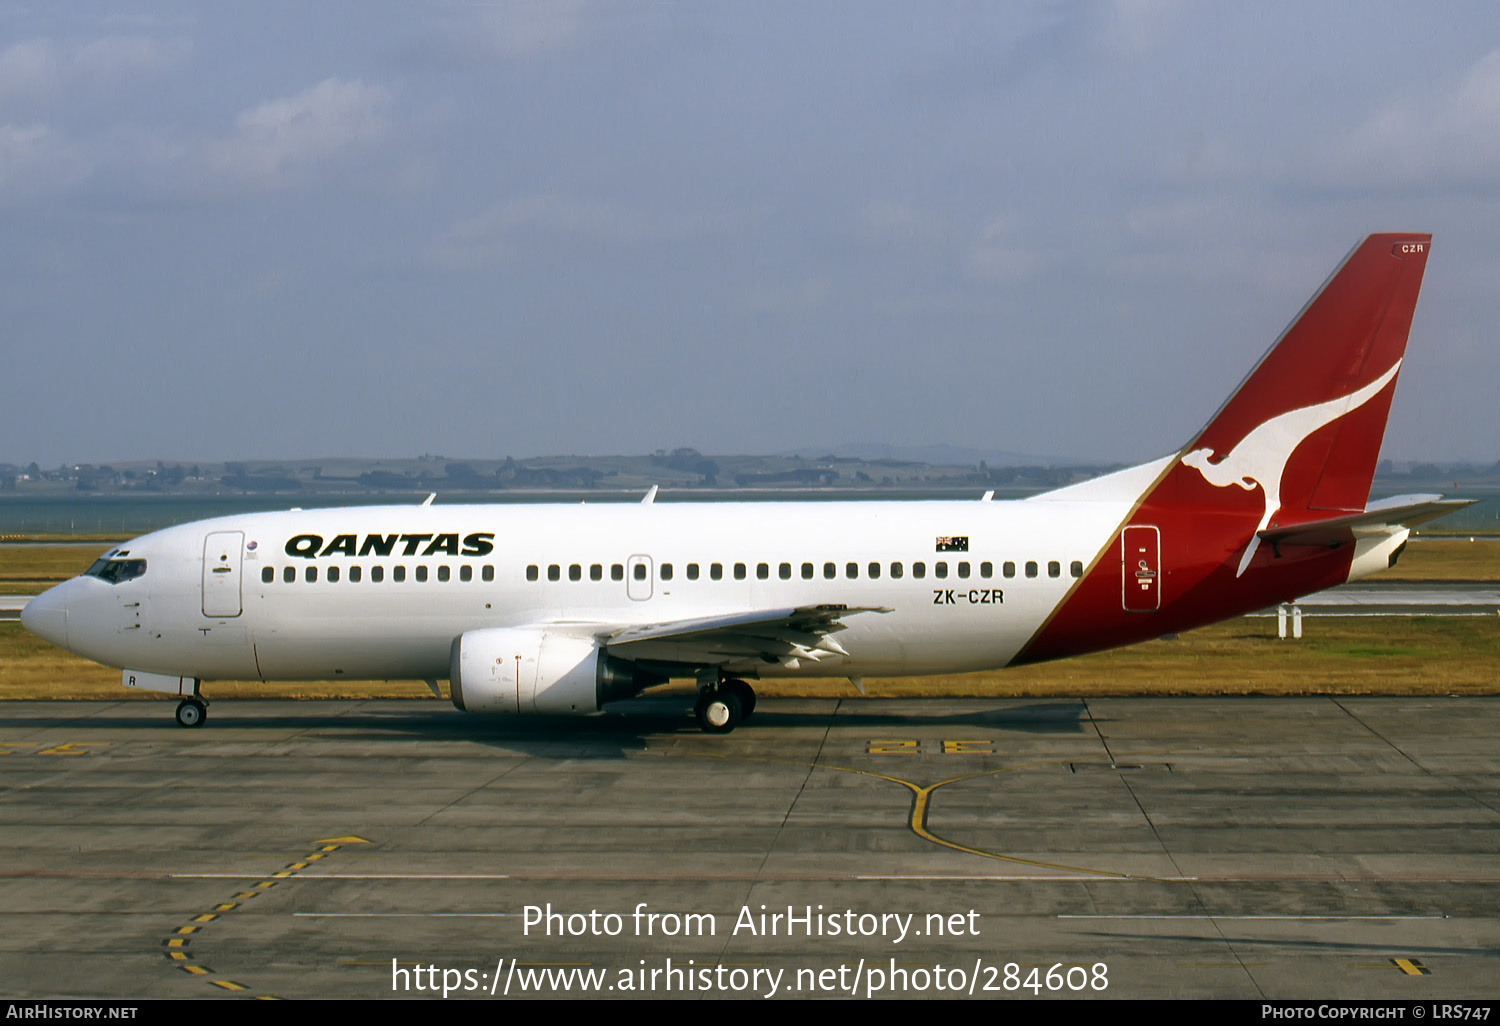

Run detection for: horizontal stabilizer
[[1258, 494, 1475, 548]]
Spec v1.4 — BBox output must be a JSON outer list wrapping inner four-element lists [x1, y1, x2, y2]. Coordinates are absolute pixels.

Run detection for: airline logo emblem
[[1179, 360, 1401, 576]]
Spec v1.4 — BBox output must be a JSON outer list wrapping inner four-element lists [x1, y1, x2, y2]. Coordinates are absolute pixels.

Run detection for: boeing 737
[[21, 234, 1468, 732]]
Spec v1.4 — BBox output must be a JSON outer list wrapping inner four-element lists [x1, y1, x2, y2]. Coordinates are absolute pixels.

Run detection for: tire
[[695, 689, 742, 734], [175, 700, 206, 728], [724, 679, 756, 720]]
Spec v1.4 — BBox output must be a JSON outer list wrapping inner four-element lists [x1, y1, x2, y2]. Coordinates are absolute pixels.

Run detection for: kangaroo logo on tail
[[1180, 360, 1402, 577]]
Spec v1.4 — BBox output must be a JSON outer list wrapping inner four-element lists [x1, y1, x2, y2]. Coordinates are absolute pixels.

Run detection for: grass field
[[3, 614, 1496, 701], [6, 539, 1498, 701]]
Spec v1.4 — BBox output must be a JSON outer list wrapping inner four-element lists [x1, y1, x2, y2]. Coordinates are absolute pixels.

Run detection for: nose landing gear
[[174, 698, 208, 728]]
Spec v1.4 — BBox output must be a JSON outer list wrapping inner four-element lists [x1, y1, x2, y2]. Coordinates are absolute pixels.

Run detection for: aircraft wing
[[1259, 494, 1476, 548], [601, 603, 890, 669]]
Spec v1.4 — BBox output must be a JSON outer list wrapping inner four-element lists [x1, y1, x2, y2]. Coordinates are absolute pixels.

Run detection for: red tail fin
[[1017, 235, 1433, 665], [1183, 234, 1431, 522]]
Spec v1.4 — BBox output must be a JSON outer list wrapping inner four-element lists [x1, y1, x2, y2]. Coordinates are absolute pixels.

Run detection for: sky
[[2, 1, 1499, 467]]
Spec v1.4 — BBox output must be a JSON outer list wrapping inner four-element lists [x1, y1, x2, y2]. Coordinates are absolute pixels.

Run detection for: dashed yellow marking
[[214, 903, 238, 912], [233, 892, 258, 900], [287, 862, 309, 870], [192, 914, 216, 923], [164, 938, 186, 949], [1392, 958, 1430, 976], [942, 740, 994, 755], [182, 965, 209, 976], [174, 926, 199, 935], [210, 980, 248, 992], [272, 871, 293, 878], [39, 743, 107, 756], [252, 881, 277, 890]]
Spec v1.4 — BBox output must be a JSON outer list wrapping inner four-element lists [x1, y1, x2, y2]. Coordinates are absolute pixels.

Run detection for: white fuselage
[[29, 486, 1150, 685]]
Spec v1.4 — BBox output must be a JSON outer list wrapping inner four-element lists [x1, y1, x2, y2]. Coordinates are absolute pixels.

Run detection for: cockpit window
[[84, 558, 147, 584]]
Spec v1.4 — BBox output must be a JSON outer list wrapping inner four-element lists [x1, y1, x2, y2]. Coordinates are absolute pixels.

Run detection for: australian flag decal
[[935, 536, 969, 552]]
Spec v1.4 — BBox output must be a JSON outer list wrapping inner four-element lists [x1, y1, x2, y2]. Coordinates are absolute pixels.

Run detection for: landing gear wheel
[[695, 689, 742, 734], [723, 679, 756, 721], [175, 699, 207, 728]]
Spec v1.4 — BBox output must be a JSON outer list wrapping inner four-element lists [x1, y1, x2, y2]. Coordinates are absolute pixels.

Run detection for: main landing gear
[[175, 698, 208, 728], [694, 676, 756, 734]]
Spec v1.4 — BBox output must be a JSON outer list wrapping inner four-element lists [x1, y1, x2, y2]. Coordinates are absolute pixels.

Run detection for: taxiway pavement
[[0, 696, 1496, 1000]]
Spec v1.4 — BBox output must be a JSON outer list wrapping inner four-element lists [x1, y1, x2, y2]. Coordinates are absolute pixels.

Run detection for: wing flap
[[604, 603, 889, 665]]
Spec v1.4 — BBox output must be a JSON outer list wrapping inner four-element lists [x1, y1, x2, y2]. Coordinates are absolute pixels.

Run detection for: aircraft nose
[[20, 586, 70, 650]]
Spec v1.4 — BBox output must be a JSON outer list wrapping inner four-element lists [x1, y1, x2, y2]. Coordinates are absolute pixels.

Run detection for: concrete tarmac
[[0, 695, 1496, 1001]]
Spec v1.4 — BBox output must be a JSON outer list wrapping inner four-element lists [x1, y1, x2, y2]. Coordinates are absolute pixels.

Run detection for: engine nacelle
[[448, 628, 663, 715]]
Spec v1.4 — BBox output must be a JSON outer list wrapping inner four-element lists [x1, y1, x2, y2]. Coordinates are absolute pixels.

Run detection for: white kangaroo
[[1180, 360, 1401, 577]]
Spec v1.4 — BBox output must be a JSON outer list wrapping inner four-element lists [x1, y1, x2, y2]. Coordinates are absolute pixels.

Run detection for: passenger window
[[801, 562, 813, 580], [569, 564, 582, 581], [935, 562, 948, 579], [460, 565, 472, 582], [891, 562, 903, 579], [350, 565, 363, 583], [1048, 560, 1060, 578], [1025, 561, 1038, 578], [1003, 561, 1015, 578], [913, 562, 926, 579], [393, 565, 405, 582], [980, 562, 992, 578], [957, 562, 970, 579], [612, 564, 624, 581], [778, 562, 791, 580], [633, 564, 646, 581], [824, 562, 836, 580], [372, 566, 385, 583], [734, 563, 746, 580], [262, 567, 274, 584], [687, 563, 699, 580], [328, 565, 340, 583], [416, 565, 428, 582], [661, 564, 673, 581], [527, 565, 539, 582], [711, 563, 723, 580], [757, 563, 769, 580], [438, 565, 450, 582], [590, 564, 602, 581], [868, 562, 881, 579], [283, 566, 295, 584], [1070, 560, 1083, 578], [481, 565, 494, 582], [548, 565, 560, 582], [846, 562, 858, 579]]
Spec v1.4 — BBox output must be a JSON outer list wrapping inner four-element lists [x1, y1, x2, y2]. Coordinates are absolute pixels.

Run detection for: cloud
[[1316, 48, 1500, 188], [206, 78, 392, 189], [473, 0, 594, 58], [427, 192, 745, 269], [0, 35, 190, 107], [965, 217, 1042, 283]]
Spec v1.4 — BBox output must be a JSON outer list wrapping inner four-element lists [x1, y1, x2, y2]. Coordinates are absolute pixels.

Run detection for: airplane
[[21, 233, 1471, 733]]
